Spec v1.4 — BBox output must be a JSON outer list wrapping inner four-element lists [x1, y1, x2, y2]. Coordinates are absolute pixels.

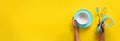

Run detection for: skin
[[99, 21, 104, 41], [72, 18, 104, 41], [72, 18, 80, 41]]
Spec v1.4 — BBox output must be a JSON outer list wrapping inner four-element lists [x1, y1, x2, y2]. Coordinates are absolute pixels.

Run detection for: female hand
[[72, 18, 80, 41], [72, 18, 78, 30], [99, 22, 104, 41]]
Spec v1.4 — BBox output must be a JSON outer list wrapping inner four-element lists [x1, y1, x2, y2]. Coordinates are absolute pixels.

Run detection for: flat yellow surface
[[0, 0, 120, 41]]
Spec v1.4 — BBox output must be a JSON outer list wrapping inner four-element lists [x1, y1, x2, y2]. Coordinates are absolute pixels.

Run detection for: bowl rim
[[74, 9, 93, 28]]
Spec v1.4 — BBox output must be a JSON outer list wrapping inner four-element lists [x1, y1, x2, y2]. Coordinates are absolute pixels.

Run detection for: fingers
[[98, 22, 104, 33], [72, 17, 78, 29], [72, 18, 76, 26], [101, 26, 104, 33], [72, 18, 77, 27], [101, 22, 104, 32]]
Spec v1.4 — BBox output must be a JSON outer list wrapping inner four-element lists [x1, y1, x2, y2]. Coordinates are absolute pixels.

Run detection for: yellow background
[[0, 0, 120, 41]]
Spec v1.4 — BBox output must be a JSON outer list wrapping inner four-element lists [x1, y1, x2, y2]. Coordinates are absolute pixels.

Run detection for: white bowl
[[76, 12, 89, 25], [74, 9, 92, 28]]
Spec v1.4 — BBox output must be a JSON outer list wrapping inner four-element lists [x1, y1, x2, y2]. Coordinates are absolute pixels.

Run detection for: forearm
[[74, 28, 80, 41], [99, 32, 104, 41]]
